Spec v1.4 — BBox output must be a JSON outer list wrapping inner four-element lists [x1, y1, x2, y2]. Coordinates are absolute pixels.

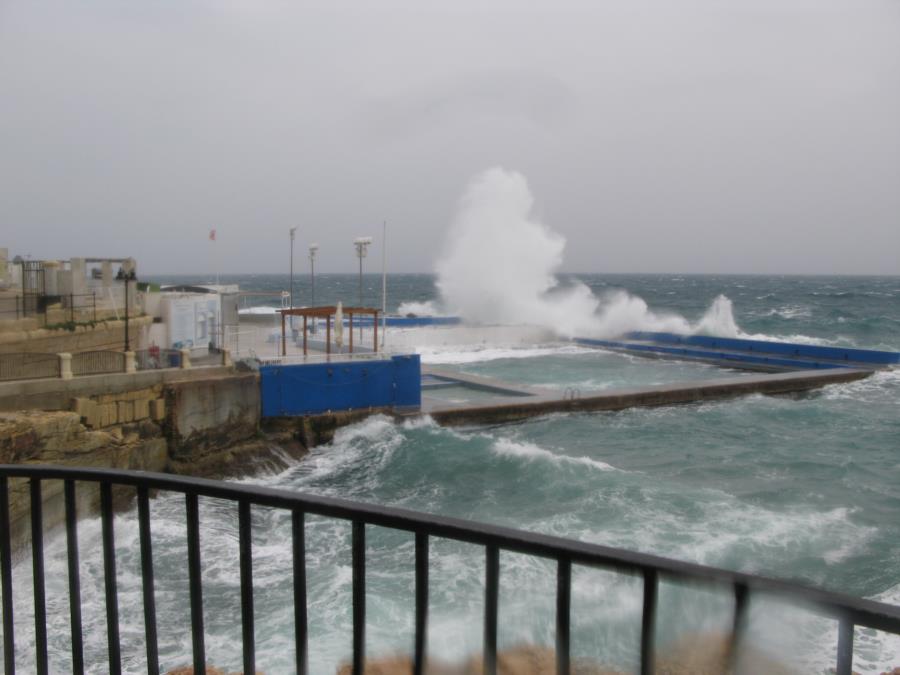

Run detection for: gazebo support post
[[303, 315, 308, 356]]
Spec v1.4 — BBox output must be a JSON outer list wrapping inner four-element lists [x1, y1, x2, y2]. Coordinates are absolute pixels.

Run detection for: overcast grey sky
[[2, 0, 898, 275]]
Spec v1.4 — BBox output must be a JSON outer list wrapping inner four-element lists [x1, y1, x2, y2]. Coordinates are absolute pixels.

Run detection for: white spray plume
[[435, 167, 742, 339]]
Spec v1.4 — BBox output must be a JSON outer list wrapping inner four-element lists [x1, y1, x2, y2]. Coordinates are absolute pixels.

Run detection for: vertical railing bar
[[238, 500, 255, 675], [556, 558, 571, 675], [484, 544, 499, 675], [29, 480, 48, 675], [100, 482, 121, 675], [640, 569, 657, 675], [728, 582, 748, 670], [352, 521, 366, 675], [185, 492, 206, 673], [836, 618, 854, 675], [292, 509, 308, 675], [64, 481, 84, 675], [413, 532, 428, 675], [0, 477, 15, 675], [136, 486, 158, 675]]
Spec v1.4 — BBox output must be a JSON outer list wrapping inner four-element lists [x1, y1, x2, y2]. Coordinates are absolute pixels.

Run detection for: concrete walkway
[[410, 367, 870, 426]]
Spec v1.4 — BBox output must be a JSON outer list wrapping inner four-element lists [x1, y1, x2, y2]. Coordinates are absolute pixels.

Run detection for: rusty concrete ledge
[[418, 368, 871, 427]]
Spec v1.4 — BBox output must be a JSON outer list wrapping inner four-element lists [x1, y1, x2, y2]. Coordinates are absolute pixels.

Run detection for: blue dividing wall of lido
[[260, 355, 421, 417], [624, 332, 900, 366]]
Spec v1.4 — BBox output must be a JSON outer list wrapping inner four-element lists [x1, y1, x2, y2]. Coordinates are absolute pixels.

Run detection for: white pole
[[381, 220, 387, 351]]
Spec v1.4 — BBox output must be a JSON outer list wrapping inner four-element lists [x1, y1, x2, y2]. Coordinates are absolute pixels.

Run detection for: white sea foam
[[434, 168, 746, 340], [396, 300, 440, 316], [416, 342, 595, 365], [492, 438, 617, 471], [762, 304, 813, 319], [822, 367, 900, 402]]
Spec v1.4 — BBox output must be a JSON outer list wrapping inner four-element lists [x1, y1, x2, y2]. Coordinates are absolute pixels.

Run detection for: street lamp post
[[121, 259, 136, 352], [354, 237, 372, 341], [308, 243, 319, 334], [289, 227, 297, 335]]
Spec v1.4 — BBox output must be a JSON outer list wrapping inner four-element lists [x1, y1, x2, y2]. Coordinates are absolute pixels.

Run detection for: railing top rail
[[3, 463, 899, 636]]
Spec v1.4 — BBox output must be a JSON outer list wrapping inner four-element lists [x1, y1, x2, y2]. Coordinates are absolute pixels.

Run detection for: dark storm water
[[8, 274, 899, 673]]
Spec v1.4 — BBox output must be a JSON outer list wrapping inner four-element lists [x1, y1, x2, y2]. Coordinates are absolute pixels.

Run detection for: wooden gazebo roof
[[277, 306, 381, 356], [278, 305, 379, 318]]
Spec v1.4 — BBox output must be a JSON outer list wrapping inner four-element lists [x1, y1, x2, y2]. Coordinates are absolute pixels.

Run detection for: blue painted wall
[[624, 332, 900, 366], [260, 355, 421, 417], [341, 316, 461, 327]]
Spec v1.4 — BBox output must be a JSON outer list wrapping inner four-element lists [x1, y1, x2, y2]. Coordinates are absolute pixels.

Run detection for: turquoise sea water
[[8, 274, 900, 673]]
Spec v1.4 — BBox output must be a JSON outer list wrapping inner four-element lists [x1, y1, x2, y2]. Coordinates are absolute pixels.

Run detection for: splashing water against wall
[[434, 167, 742, 339]]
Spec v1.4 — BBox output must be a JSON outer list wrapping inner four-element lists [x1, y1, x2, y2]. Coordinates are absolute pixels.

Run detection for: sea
[[7, 273, 900, 674]]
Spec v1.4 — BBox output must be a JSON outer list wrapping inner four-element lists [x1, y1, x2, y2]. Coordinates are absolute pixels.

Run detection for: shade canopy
[[277, 305, 380, 356]]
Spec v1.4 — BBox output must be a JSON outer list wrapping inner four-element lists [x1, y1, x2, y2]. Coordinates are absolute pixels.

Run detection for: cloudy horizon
[[2, 0, 898, 275]]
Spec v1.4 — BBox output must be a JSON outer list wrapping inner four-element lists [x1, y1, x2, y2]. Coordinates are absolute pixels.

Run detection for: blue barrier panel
[[260, 355, 421, 417], [624, 332, 900, 366], [391, 355, 422, 408], [342, 316, 462, 327], [574, 337, 844, 371]]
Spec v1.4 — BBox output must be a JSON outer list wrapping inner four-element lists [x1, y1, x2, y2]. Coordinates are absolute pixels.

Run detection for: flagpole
[[209, 228, 218, 286]]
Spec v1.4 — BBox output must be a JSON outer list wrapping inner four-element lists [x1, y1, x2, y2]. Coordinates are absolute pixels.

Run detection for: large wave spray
[[435, 167, 741, 339]]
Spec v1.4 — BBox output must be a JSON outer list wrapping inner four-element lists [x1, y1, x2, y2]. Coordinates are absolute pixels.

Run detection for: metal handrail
[[1, 464, 898, 675]]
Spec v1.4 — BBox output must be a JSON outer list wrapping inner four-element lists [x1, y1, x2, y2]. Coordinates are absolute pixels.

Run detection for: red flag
[[209, 228, 216, 241]]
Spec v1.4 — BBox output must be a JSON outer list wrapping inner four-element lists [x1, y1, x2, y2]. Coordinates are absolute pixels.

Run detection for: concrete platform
[[409, 367, 870, 426]]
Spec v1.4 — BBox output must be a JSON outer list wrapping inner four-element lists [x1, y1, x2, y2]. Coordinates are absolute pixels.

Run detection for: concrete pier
[[412, 367, 870, 426]]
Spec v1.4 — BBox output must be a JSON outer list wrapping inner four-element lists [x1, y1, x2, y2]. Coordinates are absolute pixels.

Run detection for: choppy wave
[[416, 342, 594, 365], [491, 438, 618, 471]]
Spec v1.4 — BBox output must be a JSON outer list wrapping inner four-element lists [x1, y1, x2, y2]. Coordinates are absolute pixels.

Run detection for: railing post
[[180, 348, 191, 369], [59, 352, 73, 380], [30, 479, 48, 675], [221, 348, 232, 367], [239, 500, 255, 675], [292, 509, 309, 675], [137, 486, 159, 675], [101, 483, 121, 675], [0, 477, 15, 675], [556, 558, 571, 675], [185, 493, 206, 673], [640, 569, 657, 675], [414, 533, 428, 675], [729, 582, 748, 670], [124, 351, 136, 374], [484, 545, 499, 675], [836, 618, 854, 675], [64, 481, 84, 675], [352, 521, 366, 675]]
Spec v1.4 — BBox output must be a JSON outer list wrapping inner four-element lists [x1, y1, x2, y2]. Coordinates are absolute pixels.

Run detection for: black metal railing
[[0, 465, 898, 675], [70, 351, 126, 377], [134, 348, 182, 370], [0, 293, 98, 324], [0, 354, 60, 382]]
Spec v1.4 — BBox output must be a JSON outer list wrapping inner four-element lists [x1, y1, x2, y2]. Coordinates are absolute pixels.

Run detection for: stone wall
[[165, 374, 263, 474], [71, 385, 167, 429], [0, 370, 272, 550], [0, 364, 233, 412], [0, 315, 153, 355], [0, 410, 168, 552]]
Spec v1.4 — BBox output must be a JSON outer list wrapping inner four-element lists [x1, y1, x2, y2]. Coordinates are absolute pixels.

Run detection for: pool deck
[[409, 366, 871, 426]]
